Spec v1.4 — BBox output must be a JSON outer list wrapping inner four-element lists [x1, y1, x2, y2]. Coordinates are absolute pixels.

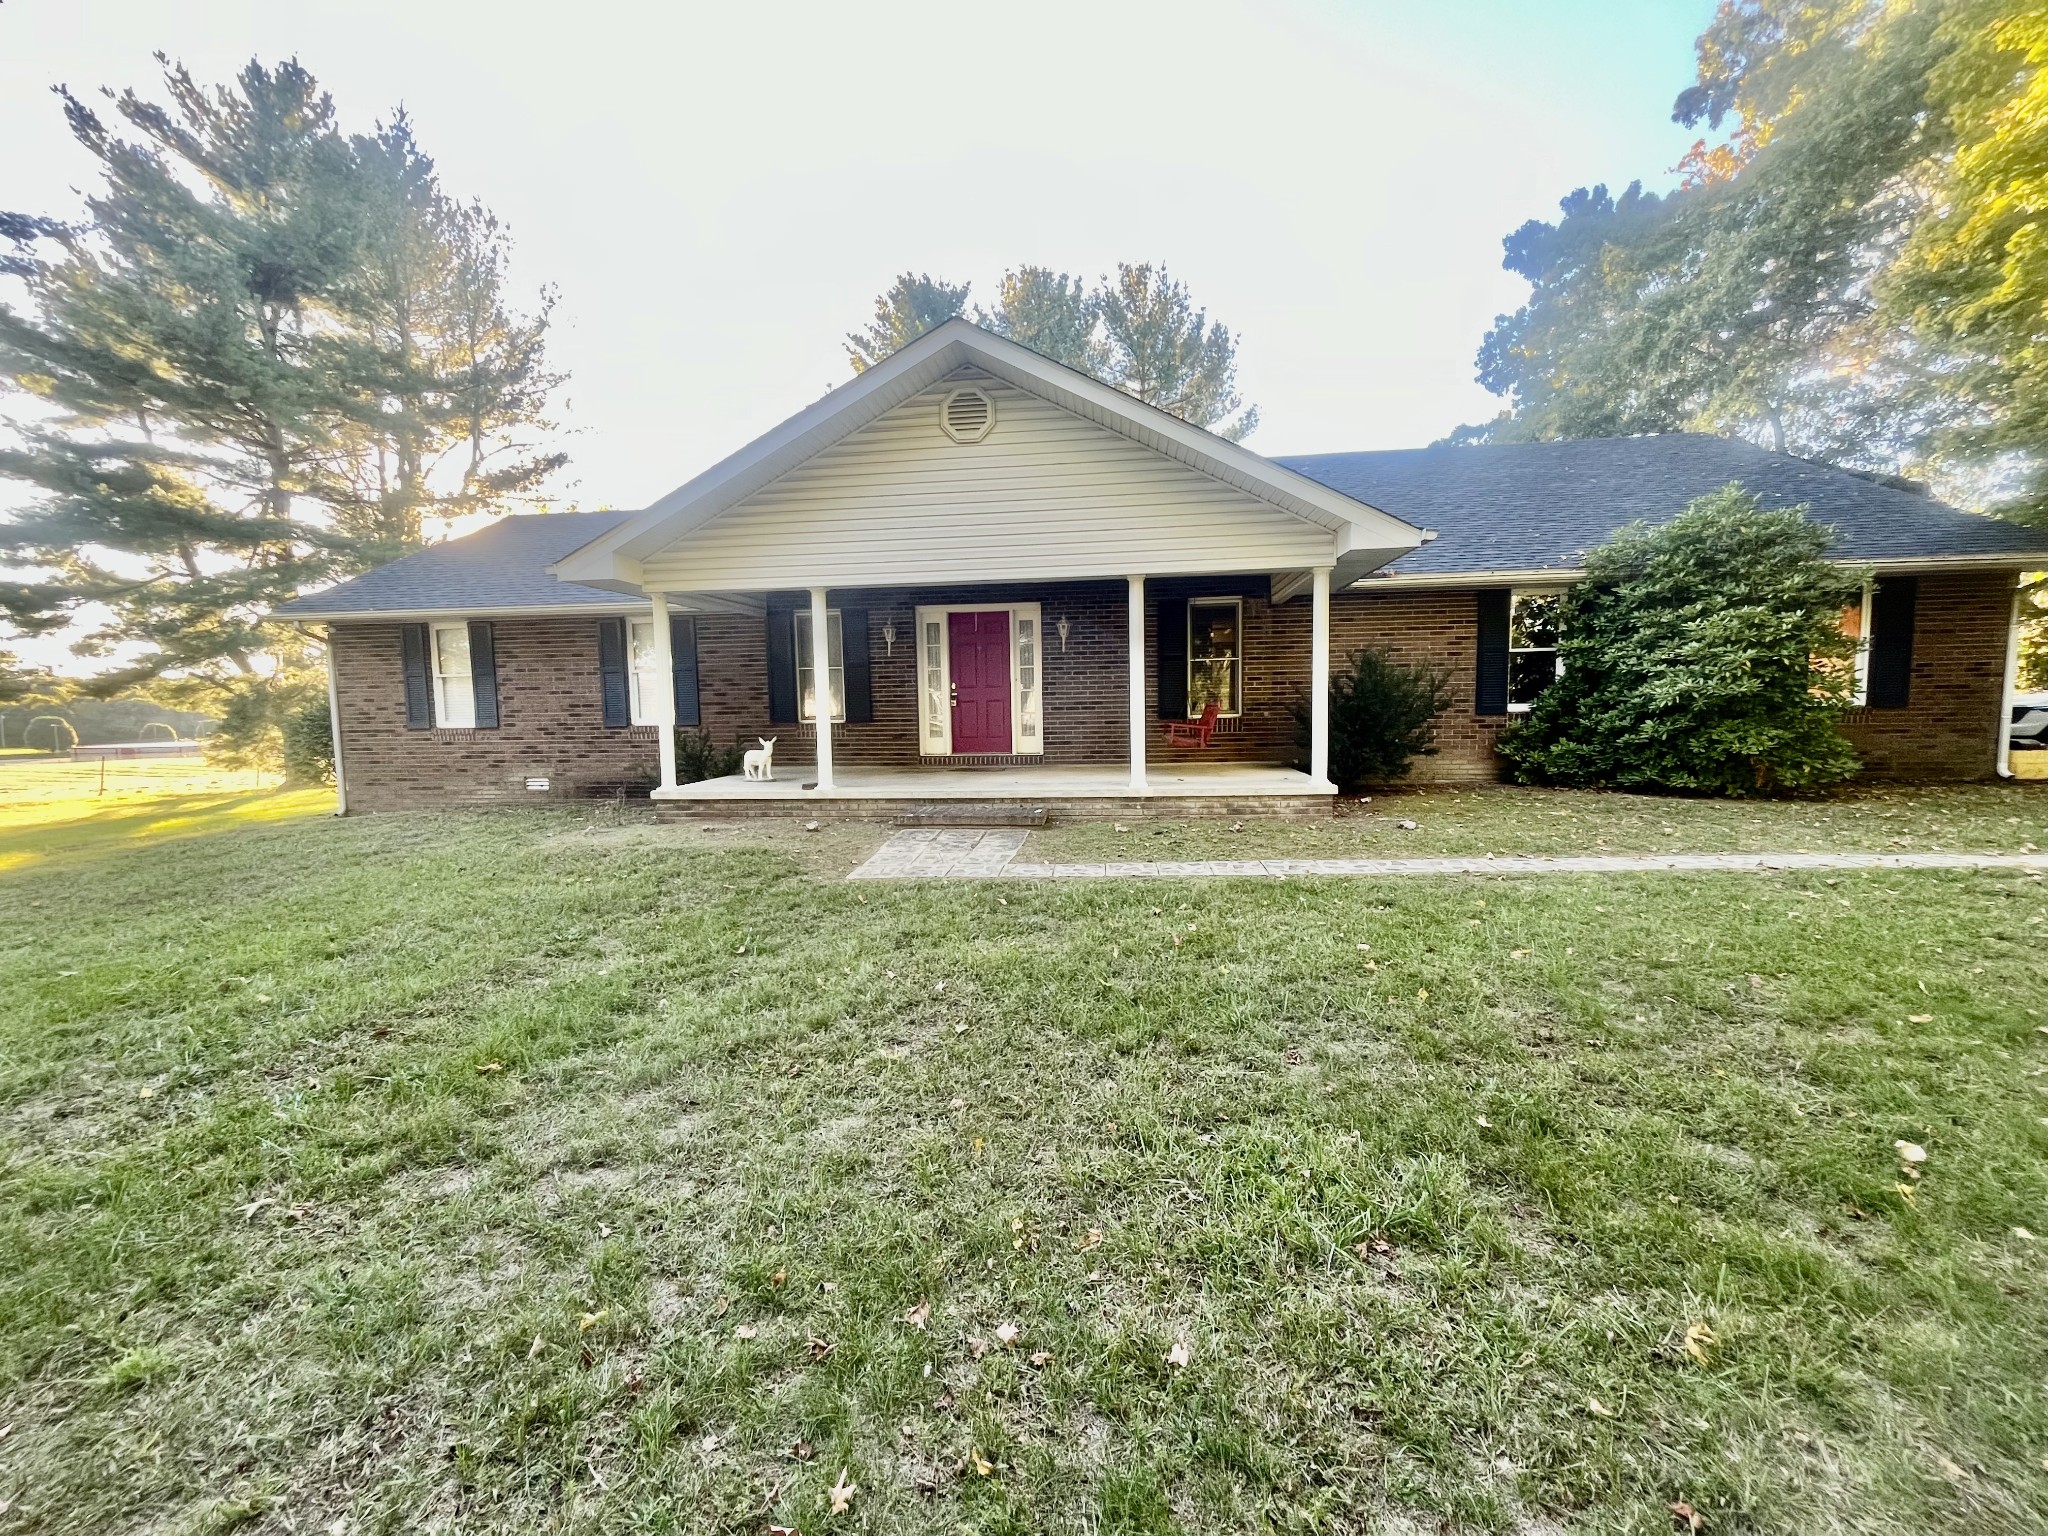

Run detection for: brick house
[[276, 320, 2048, 815]]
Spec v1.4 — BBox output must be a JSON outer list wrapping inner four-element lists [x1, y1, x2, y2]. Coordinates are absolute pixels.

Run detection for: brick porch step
[[893, 803, 1049, 827]]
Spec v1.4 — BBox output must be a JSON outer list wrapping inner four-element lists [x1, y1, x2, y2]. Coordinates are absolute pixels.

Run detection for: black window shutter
[[400, 622, 432, 729], [765, 611, 797, 723], [670, 615, 701, 728], [1474, 590, 1510, 716], [1156, 597, 1187, 719], [468, 620, 500, 728], [1867, 576, 1917, 710], [597, 618, 629, 728], [841, 606, 872, 723]]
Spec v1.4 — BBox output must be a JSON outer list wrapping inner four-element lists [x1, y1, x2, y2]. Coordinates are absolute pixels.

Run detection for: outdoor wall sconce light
[[1056, 616, 1071, 652], [881, 620, 897, 656]]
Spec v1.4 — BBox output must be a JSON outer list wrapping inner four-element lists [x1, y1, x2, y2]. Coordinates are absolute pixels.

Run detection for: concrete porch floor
[[652, 761, 1334, 818]]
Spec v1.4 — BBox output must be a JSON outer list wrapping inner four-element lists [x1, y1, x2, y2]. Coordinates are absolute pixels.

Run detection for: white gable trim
[[552, 320, 1428, 590]]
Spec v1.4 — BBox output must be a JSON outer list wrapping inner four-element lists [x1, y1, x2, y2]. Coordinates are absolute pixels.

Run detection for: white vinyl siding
[[431, 622, 476, 728], [639, 374, 1335, 589]]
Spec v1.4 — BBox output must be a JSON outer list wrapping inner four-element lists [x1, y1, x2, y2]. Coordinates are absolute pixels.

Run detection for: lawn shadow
[[0, 787, 333, 875]]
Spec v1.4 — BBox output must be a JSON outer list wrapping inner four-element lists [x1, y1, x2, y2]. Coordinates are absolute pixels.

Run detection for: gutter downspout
[[1996, 581, 2021, 780], [304, 622, 349, 815]]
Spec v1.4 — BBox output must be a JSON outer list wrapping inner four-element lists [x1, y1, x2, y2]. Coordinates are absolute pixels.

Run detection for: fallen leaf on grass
[[1510, 949, 1531, 960], [1028, 1350, 1053, 1367], [1416, 988, 1429, 1002], [1680, 1321, 1716, 1365], [1669, 1499, 1706, 1530], [578, 1310, 607, 1333], [970, 1449, 994, 1477], [476, 1061, 503, 1074], [1076, 1227, 1104, 1251], [528, 1334, 547, 1358], [699, 1433, 719, 1454], [792, 1438, 815, 1459], [807, 1336, 835, 1361], [967, 1336, 989, 1359], [734, 1324, 758, 1340], [903, 1300, 930, 1330], [829, 1467, 858, 1514], [1894, 1139, 1928, 1164], [239, 1197, 276, 1221], [711, 1296, 731, 1318], [768, 1527, 799, 1536], [1165, 1341, 1192, 1369], [1474, 1115, 1493, 1130], [1895, 1182, 1918, 1205], [1907, 1013, 1934, 1024], [1587, 1397, 1616, 1418], [994, 1322, 1019, 1348], [770, 1268, 787, 1289]]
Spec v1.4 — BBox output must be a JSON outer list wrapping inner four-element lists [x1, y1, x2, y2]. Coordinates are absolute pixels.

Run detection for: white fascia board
[[281, 602, 649, 623], [550, 319, 1427, 587], [1355, 552, 2041, 592], [278, 591, 766, 624]]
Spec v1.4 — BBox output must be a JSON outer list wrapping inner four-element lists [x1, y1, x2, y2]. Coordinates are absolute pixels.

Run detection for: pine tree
[[844, 272, 970, 372], [848, 262, 1259, 439], [0, 56, 564, 699]]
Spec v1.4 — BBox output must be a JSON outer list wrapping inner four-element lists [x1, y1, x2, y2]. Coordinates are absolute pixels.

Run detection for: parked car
[[2013, 691, 2048, 750]]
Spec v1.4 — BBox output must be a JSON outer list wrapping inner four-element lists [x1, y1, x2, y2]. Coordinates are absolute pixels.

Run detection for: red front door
[[948, 610, 1013, 754]]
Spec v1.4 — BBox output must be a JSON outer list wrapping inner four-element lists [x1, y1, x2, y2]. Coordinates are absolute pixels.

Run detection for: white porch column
[[649, 591, 678, 792], [809, 585, 836, 791], [1127, 574, 1147, 790], [1309, 565, 1334, 790]]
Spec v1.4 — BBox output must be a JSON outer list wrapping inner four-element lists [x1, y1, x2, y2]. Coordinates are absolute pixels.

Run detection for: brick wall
[[331, 618, 661, 812], [1842, 569, 2014, 780], [329, 569, 2019, 810]]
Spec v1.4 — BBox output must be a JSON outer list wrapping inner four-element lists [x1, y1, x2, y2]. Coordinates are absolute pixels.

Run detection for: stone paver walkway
[[846, 829, 2048, 882]]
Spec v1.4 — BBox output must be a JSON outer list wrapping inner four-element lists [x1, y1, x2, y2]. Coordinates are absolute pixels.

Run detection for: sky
[[0, 0, 1715, 669]]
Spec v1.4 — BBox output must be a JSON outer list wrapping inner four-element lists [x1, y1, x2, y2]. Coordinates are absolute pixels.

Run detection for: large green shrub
[[1499, 485, 1863, 796], [675, 729, 745, 785], [1296, 647, 1454, 791]]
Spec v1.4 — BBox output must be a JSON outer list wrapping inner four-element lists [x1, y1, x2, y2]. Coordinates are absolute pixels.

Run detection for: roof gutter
[[1354, 551, 2046, 590]]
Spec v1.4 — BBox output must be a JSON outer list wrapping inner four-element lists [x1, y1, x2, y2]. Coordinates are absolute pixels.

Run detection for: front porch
[[652, 760, 1333, 821]]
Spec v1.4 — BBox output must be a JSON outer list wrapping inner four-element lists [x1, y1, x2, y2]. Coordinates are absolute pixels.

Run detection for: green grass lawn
[[1031, 783, 2048, 864], [3, 790, 2048, 1533]]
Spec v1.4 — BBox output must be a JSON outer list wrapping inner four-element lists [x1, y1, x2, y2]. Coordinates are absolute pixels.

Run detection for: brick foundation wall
[[329, 569, 2019, 810]]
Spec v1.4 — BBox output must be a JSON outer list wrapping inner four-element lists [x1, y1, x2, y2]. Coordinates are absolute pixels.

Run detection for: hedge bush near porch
[[2, 803, 2046, 1533]]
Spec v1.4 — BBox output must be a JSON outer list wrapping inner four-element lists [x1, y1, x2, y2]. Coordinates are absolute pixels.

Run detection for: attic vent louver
[[939, 387, 995, 443]]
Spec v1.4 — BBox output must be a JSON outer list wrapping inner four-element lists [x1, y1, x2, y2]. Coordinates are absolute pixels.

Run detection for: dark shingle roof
[[272, 436, 2048, 619], [1278, 434, 2048, 577], [272, 511, 639, 618]]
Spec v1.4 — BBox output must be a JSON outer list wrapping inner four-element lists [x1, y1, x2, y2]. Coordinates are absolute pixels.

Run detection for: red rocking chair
[[1164, 701, 1221, 749]]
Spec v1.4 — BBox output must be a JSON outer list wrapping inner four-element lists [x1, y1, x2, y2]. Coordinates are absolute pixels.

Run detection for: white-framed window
[[1840, 581, 1874, 706], [627, 618, 667, 726], [1507, 589, 1563, 712], [1187, 598, 1243, 718], [431, 621, 476, 728], [793, 609, 845, 723]]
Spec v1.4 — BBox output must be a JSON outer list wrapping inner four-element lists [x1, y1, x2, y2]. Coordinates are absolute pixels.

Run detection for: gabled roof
[[272, 511, 641, 621], [1280, 435, 2048, 580], [550, 318, 1427, 590]]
